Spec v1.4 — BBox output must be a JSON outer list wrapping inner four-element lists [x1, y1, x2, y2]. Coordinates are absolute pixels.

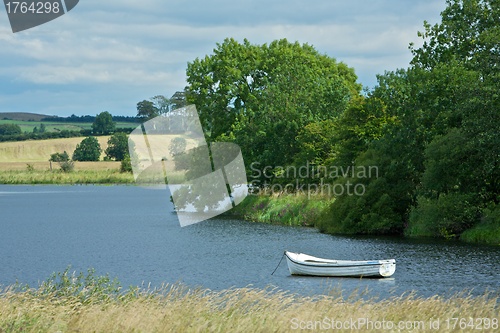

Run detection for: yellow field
[[0, 135, 194, 184], [0, 136, 111, 163]]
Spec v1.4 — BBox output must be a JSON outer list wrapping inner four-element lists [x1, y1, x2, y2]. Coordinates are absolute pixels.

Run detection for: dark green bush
[[408, 193, 481, 238]]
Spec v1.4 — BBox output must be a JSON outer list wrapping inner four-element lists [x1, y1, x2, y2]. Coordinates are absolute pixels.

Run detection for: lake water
[[0, 185, 499, 298]]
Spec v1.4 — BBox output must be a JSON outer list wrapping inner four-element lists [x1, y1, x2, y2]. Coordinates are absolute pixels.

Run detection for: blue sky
[[0, 0, 446, 117]]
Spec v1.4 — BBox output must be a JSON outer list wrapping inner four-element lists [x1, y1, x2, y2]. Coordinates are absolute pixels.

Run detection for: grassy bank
[[459, 205, 500, 246], [227, 193, 332, 227], [1, 269, 498, 333], [0, 169, 134, 184]]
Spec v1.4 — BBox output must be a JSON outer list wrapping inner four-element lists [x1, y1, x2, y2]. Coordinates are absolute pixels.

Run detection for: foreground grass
[[0, 269, 498, 333], [0, 169, 134, 184]]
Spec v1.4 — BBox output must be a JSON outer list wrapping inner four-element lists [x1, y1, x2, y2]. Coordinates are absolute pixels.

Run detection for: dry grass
[[0, 161, 120, 171], [0, 137, 111, 162], [0, 169, 134, 184], [0, 284, 498, 333]]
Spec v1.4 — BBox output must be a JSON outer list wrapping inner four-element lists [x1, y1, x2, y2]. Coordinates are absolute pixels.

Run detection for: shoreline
[[226, 194, 500, 247], [0, 169, 134, 185], [1, 172, 498, 246]]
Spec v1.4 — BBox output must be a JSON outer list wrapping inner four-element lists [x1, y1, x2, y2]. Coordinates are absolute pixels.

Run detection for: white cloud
[[0, 0, 447, 116]]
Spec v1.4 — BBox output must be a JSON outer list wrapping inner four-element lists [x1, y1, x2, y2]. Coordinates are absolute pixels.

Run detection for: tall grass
[[0, 169, 134, 184], [0, 268, 498, 332]]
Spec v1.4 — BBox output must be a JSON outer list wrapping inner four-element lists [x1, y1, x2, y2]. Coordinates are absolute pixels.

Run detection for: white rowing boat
[[284, 251, 396, 278]]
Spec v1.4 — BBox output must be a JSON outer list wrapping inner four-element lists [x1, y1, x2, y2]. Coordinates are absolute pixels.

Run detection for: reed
[[0, 269, 498, 333]]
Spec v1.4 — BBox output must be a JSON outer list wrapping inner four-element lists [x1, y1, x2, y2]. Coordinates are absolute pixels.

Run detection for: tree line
[[41, 114, 139, 123], [0, 128, 92, 142], [0, 111, 136, 142], [182, 0, 499, 240]]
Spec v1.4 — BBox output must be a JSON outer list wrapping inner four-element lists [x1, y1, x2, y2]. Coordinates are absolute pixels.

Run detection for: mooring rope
[[271, 251, 286, 275]]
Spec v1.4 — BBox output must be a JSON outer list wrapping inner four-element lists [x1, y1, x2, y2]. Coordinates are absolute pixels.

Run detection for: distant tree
[[72, 137, 101, 161], [150, 95, 171, 115], [170, 91, 187, 110], [0, 124, 22, 135], [33, 123, 46, 134], [136, 100, 159, 121], [105, 132, 129, 161], [50, 151, 70, 162], [92, 111, 115, 135]]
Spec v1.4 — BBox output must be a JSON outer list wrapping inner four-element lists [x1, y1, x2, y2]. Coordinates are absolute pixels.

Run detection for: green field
[[0, 112, 139, 133], [0, 119, 138, 133]]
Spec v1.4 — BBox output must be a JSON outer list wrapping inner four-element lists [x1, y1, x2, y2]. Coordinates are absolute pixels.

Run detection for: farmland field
[[0, 161, 121, 171], [0, 136, 133, 183], [0, 136, 112, 163]]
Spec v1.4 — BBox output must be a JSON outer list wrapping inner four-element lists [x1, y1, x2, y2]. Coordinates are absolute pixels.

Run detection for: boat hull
[[284, 251, 396, 278]]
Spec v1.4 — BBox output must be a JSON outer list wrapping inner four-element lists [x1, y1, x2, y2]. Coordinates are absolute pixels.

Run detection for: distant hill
[[0, 112, 56, 122]]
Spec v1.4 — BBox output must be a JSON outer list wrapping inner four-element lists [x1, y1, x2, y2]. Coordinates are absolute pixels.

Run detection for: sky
[[0, 0, 447, 117]]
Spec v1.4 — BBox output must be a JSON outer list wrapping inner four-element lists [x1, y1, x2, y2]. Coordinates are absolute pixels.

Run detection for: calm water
[[0, 185, 499, 298]]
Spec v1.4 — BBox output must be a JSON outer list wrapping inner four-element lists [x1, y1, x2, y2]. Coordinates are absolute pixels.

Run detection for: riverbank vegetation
[[0, 169, 134, 184], [228, 194, 331, 227], [0, 269, 498, 333], [186, 0, 500, 243]]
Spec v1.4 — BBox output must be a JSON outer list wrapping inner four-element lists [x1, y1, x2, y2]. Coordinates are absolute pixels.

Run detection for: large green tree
[[317, 69, 424, 235], [406, 0, 500, 238], [318, 0, 500, 238], [72, 136, 102, 162], [410, 0, 500, 75], [186, 38, 361, 181]]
